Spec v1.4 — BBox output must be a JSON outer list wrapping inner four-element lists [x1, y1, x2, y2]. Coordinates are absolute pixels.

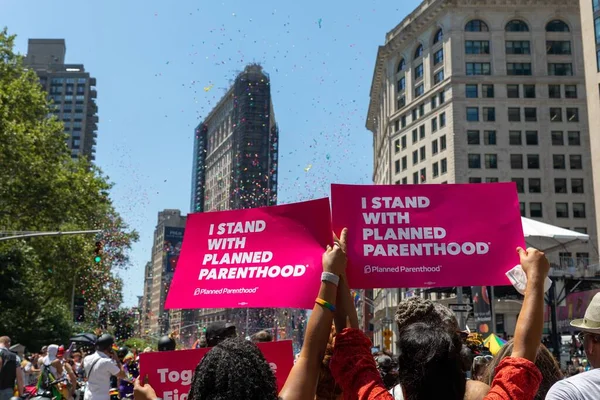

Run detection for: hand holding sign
[[323, 241, 347, 276], [134, 377, 157, 400]]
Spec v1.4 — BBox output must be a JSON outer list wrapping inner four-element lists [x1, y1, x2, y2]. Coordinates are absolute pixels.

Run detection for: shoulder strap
[[86, 357, 102, 380]]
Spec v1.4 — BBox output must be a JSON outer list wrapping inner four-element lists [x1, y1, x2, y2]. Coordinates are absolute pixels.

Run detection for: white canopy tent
[[521, 217, 589, 253]]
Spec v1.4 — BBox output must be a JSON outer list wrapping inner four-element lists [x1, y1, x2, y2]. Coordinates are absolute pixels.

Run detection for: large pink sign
[[139, 340, 294, 396], [331, 183, 524, 288], [165, 198, 331, 310]]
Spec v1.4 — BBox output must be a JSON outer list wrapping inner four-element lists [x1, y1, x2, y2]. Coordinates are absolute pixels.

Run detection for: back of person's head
[[205, 321, 237, 348], [187, 338, 278, 400], [251, 330, 273, 343], [157, 336, 176, 352], [0, 336, 11, 346], [397, 322, 465, 400], [483, 340, 563, 400], [470, 355, 492, 381], [395, 297, 459, 334], [96, 334, 114, 352], [315, 326, 342, 400]]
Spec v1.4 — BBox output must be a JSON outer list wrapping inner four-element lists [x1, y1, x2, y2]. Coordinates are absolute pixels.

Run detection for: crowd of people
[[3, 228, 600, 399]]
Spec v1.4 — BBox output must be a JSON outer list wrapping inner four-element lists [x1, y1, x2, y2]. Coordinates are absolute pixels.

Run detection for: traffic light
[[94, 241, 103, 263], [383, 329, 393, 350]]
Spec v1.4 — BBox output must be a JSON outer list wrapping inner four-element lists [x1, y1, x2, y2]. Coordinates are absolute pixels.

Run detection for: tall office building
[[189, 64, 287, 340], [579, 0, 600, 251], [149, 210, 186, 335], [366, 0, 598, 351], [140, 262, 153, 336], [24, 39, 98, 161]]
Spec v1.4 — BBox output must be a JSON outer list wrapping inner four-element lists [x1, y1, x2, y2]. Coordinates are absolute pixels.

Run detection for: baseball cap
[[205, 321, 236, 347]]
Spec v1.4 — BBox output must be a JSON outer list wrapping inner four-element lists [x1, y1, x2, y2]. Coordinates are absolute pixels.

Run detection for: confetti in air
[[318, 18, 323, 28], [204, 84, 215, 92], [304, 164, 312, 172]]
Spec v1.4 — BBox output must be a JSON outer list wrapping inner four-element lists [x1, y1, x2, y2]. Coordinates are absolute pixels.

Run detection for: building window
[[434, 49, 444, 65], [510, 154, 523, 169], [568, 131, 581, 146], [433, 28, 444, 44], [572, 178, 584, 193], [550, 108, 562, 122], [419, 103, 425, 117], [467, 130, 480, 145], [546, 41, 571, 55], [432, 140, 439, 154], [551, 131, 564, 146], [524, 108, 537, 122], [565, 85, 578, 99], [394, 139, 400, 154], [567, 108, 579, 122], [402, 156, 407, 170], [507, 63, 532, 76], [466, 84, 478, 98], [434, 70, 444, 85], [553, 154, 566, 169], [482, 84, 494, 98], [485, 154, 498, 169], [412, 108, 418, 121], [484, 130, 496, 145], [549, 85, 561, 99], [595, 0, 600, 12], [414, 84, 424, 97], [528, 178, 541, 193], [574, 227, 588, 234], [469, 178, 482, 183], [506, 20, 530, 32], [431, 117, 438, 132], [512, 178, 525, 193], [509, 131, 522, 145], [413, 172, 419, 184], [519, 202, 526, 216], [570, 154, 582, 169], [401, 135, 407, 149], [412, 150, 418, 165], [548, 63, 573, 76], [573, 203, 586, 218], [420, 168, 427, 182], [420, 125, 426, 139], [555, 178, 567, 193], [507, 84, 520, 98], [546, 20, 570, 32], [439, 90, 445, 104], [433, 162, 439, 177], [508, 108, 521, 122], [395, 160, 401, 174], [439, 112, 446, 127], [431, 96, 437, 109], [466, 19, 489, 31], [467, 107, 479, 122], [506, 41, 531, 55], [440, 135, 447, 150], [530, 203, 543, 218], [556, 203, 569, 218], [397, 96, 406, 110], [414, 64, 424, 80], [527, 154, 540, 169], [525, 131, 538, 145], [412, 129, 418, 143], [441, 158, 447, 173], [397, 76, 406, 92], [398, 58, 406, 72], [466, 62, 491, 75], [414, 44, 424, 59], [523, 85, 536, 98], [483, 107, 496, 122], [401, 116, 407, 128], [420, 146, 426, 161], [465, 40, 490, 54]]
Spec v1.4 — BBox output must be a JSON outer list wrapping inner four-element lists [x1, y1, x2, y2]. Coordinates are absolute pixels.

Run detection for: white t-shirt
[[546, 369, 600, 400], [389, 384, 404, 400], [83, 352, 120, 400]]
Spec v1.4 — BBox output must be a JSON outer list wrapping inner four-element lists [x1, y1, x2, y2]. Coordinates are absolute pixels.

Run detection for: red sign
[[139, 340, 293, 397]]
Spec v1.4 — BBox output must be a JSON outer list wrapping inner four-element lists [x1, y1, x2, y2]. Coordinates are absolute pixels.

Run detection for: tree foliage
[[0, 28, 138, 350]]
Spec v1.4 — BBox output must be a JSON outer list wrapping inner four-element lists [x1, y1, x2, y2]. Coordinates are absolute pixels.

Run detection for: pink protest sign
[[139, 340, 294, 396], [331, 183, 524, 288], [165, 198, 331, 309]]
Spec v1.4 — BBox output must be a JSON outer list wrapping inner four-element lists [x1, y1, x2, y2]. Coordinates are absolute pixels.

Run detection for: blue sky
[[3, 0, 421, 306]]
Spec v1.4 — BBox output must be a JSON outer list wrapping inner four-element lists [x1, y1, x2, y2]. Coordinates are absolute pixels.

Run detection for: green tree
[[0, 29, 138, 350]]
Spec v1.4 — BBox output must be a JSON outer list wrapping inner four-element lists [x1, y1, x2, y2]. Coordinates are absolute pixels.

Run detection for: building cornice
[[365, 0, 580, 133]]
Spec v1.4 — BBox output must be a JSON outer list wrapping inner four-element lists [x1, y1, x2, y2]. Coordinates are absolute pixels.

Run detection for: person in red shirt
[[328, 230, 548, 400]]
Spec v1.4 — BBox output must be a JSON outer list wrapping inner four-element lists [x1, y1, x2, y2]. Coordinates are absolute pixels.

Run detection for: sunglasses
[[473, 355, 493, 362]]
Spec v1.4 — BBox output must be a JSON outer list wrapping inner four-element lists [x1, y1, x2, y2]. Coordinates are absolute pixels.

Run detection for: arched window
[[546, 20, 570, 32], [433, 29, 444, 44], [465, 19, 489, 32], [414, 44, 424, 59], [505, 20, 529, 32], [397, 58, 406, 73]]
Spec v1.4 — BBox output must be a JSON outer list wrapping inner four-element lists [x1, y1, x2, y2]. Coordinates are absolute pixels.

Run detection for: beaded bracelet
[[315, 298, 336, 312]]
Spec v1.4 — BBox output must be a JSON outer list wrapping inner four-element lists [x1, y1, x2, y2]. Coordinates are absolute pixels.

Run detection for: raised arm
[[333, 228, 359, 332], [512, 247, 549, 361], [279, 243, 346, 400]]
